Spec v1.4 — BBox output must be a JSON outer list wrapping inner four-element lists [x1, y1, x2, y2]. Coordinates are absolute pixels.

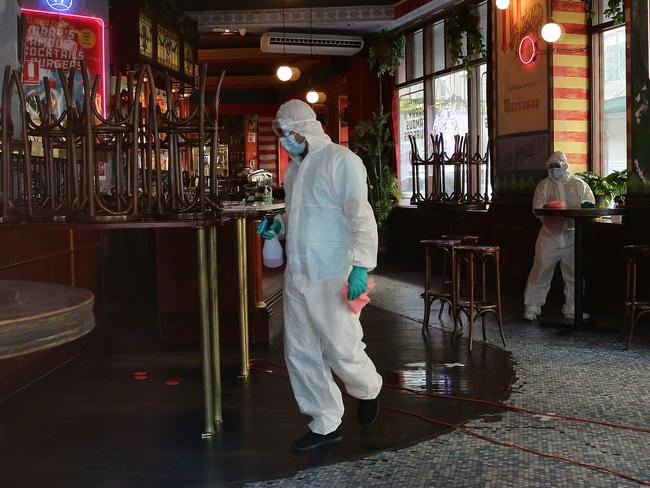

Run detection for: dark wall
[[0, 227, 104, 400], [387, 197, 649, 316]]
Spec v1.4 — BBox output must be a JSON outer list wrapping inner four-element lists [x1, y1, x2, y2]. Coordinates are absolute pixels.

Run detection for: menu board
[[22, 9, 105, 119]]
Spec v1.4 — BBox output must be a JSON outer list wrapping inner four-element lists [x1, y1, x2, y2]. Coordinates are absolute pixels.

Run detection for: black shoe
[[358, 396, 379, 425], [291, 427, 343, 452]]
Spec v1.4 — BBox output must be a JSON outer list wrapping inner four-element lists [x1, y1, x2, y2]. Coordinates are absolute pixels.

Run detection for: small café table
[[532, 207, 626, 330]]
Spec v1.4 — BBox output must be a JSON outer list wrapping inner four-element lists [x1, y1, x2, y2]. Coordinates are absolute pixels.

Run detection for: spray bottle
[[259, 216, 284, 268]]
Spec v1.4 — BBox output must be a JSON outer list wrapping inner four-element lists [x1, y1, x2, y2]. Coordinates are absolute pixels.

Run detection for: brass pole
[[208, 225, 222, 423], [236, 217, 250, 378], [197, 227, 215, 437]]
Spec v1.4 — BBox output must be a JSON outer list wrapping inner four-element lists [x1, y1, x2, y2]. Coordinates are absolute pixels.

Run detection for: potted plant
[[576, 170, 627, 208], [350, 108, 401, 231]]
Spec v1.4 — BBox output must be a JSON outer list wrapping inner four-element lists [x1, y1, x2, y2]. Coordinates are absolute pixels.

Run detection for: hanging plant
[[445, 1, 486, 74], [581, 0, 624, 25], [368, 31, 406, 77]]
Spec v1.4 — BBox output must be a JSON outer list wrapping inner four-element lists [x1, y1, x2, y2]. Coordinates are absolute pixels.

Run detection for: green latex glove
[[256, 218, 282, 240], [580, 201, 596, 208], [347, 266, 368, 300]]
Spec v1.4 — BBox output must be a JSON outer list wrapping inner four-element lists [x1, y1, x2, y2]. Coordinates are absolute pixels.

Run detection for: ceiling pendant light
[[306, 89, 319, 104], [277, 65, 293, 81], [304, 9, 324, 105], [541, 22, 562, 43], [495, 0, 510, 10], [276, 2, 299, 82]]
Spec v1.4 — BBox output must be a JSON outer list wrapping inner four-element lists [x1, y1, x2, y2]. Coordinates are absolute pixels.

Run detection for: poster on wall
[[496, 0, 548, 138], [22, 8, 104, 121]]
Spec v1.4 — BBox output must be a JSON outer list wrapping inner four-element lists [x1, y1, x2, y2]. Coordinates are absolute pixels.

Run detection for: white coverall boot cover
[[275, 100, 383, 435], [523, 152, 594, 319]]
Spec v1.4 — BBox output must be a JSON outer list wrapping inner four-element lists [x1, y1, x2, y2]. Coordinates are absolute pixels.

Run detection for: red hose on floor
[[249, 358, 650, 486]]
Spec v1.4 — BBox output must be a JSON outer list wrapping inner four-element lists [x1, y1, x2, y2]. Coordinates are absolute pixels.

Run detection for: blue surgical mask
[[549, 168, 564, 180], [280, 134, 306, 156]]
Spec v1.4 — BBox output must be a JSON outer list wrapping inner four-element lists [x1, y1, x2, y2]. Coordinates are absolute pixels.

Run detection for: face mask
[[280, 134, 306, 156], [549, 168, 564, 180]]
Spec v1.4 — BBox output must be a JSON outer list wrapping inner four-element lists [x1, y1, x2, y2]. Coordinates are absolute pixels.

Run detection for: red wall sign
[[22, 8, 105, 116]]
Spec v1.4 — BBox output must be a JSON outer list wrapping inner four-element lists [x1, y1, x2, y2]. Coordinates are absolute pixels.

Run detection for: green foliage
[[350, 108, 400, 230], [446, 1, 486, 74], [368, 31, 406, 77], [576, 170, 627, 207], [581, 0, 625, 25]]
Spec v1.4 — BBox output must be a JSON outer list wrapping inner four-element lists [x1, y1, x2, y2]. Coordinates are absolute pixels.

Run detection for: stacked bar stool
[[623, 245, 650, 350], [420, 238, 462, 332], [453, 245, 507, 352]]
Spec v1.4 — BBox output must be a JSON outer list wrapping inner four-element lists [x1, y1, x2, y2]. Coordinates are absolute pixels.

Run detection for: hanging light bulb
[[306, 90, 319, 104], [541, 22, 562, 43], [495, 0, 510, 9], [277, 65, 293, 81]]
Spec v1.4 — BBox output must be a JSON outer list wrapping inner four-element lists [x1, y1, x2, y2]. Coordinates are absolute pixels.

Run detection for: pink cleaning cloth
[[341, 279, 376, 313]]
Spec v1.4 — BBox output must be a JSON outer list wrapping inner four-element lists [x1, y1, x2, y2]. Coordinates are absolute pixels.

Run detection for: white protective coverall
[[523, 152, 595, 318], [273, 100, 383, 435]]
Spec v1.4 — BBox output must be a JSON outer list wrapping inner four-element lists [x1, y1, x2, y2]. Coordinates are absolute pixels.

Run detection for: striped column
[[258, 117, 279, 185], [551, 0, 590, 172]]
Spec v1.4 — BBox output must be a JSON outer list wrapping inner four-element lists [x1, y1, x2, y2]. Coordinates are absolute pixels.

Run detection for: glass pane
[[477, 2, 487, 60], [477, 63, 491, 198], [433, 22, 445, 72], [600, 0, 621, 23], [397, 83, 425, 199], [430, 71, 469, 194], [407, 30, 424, 80], [601, 26, 626, 175], [397, 51, 406, 84]]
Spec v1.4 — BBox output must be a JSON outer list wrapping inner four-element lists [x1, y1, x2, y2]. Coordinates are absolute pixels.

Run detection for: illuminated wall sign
[[46, 0, 74, 12], [22, 8, 106, 116], [518, 35, 537, 65]]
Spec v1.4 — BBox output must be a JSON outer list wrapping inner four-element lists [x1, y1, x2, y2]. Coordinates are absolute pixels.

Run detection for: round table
[[532, 207, 625, 330], [0, 281, 95, 359]]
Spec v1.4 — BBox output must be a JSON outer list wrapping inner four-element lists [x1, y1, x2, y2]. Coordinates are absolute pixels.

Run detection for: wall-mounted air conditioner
[[260, 32, 364, 56]]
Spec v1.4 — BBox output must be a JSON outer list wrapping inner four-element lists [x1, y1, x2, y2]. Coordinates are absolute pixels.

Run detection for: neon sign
[[46, 0, 73, 11], [518, 35, 537, 65]]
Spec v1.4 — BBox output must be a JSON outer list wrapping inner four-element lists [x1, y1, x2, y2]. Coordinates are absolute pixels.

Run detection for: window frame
[[589, 0, 626, 176], [395, 1, 488, 198]]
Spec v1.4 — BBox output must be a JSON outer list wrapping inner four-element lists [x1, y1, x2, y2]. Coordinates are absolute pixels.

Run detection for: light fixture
[[306, 89, 319, 104], [541, 22, 562, 43], [277, 65, 293, 81], [518, 35, 537, 65], [275, 1, 300, 82], [304, 9, 325, 105], [495, 0, 510, 10]]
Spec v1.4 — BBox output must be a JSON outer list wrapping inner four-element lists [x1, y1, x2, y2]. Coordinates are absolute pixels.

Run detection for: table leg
[[236, 217, 250, 379], [197, 227, 215, 438], [574, 218, 583, 329], [208, 225, 222, 424]]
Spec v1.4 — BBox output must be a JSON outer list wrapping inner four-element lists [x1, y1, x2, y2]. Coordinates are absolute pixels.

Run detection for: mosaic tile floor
[[247, 272, 650, 488]]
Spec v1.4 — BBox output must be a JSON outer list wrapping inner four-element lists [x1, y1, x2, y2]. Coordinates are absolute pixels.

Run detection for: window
[[406, 30, 424, 81], [157, 25, 180, 71], [397, 1, 488, 200], [592, 2, 626, 175], [184, 41, 194, 77], [139, 15, 153, 58], [398, 83, 425, 199]]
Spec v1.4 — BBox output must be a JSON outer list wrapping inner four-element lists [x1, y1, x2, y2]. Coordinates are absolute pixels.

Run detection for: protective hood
[[546, 151, 571, 183], [274, 99, 331, 155]]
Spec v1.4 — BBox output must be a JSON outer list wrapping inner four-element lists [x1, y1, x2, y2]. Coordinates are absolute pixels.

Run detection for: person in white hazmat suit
[[257, 100, 383, 452], [523, 151, 595, 321]]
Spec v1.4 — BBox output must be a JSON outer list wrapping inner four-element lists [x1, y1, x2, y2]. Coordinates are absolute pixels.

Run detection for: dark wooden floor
[[0, 294, 514, 487]]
